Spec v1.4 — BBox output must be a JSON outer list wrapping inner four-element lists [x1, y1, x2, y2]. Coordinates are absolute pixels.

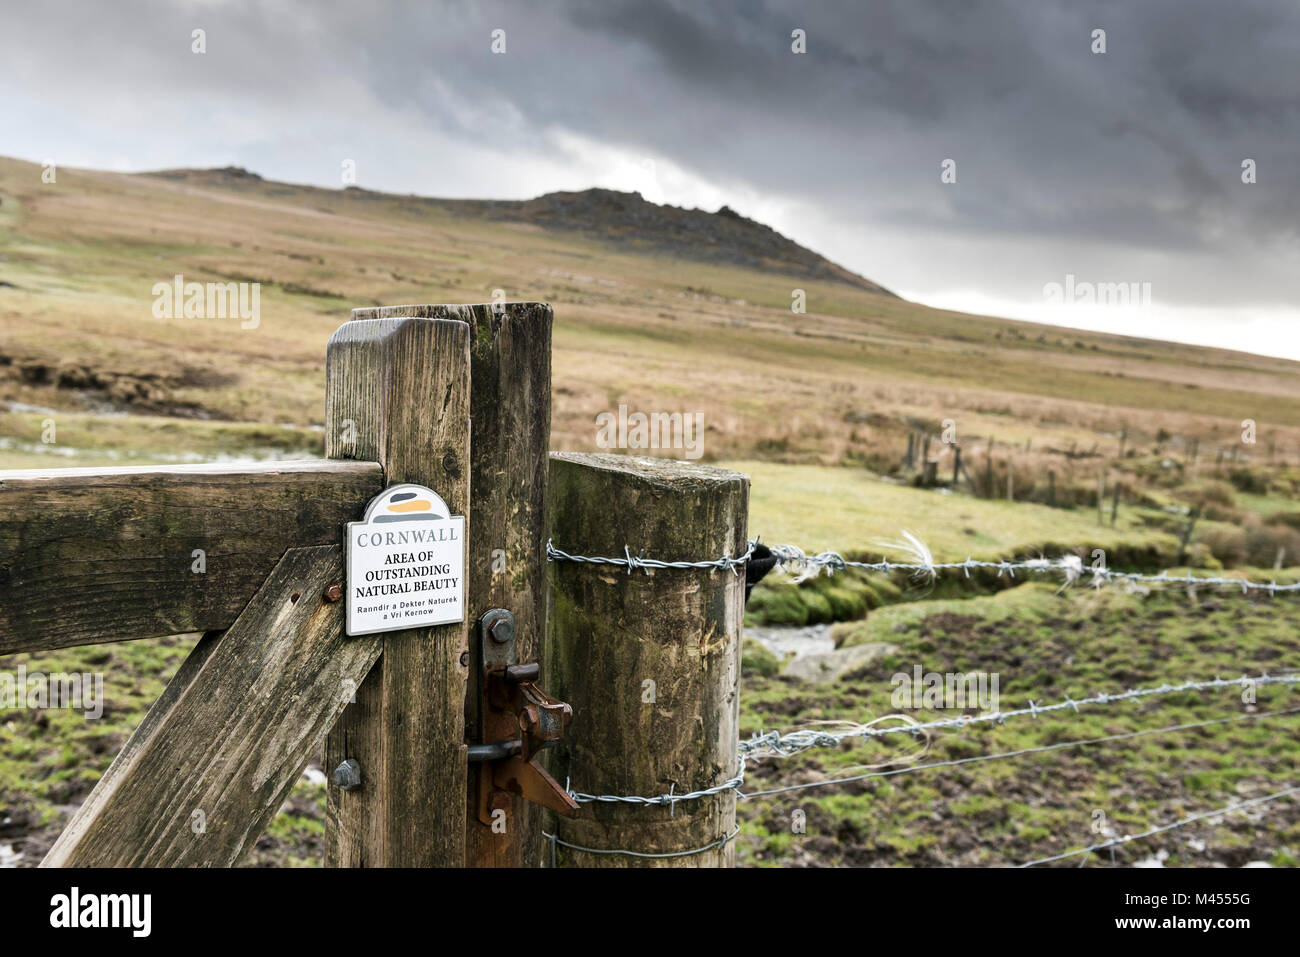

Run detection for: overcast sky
[[3, 1, 1298, 358]]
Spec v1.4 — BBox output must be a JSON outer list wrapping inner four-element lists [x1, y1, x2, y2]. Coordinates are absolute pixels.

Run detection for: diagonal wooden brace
[[42, 545, 381, 868]]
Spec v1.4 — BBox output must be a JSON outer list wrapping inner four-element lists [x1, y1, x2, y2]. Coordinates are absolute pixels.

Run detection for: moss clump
[[745, 584, 812, 625], [799, 585, 835, 623], [747, 568, 911, 626], [823, 585, 868, 620], [741, 637, 782, 678]]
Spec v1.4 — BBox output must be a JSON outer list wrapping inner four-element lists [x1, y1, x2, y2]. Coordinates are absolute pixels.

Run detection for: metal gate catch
[[471, 609, 579, 825]]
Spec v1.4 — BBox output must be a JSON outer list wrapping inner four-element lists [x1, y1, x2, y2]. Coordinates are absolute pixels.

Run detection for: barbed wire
[[739, 707, 1300, 799], [547, 535, 1300, 595], [568, 763, 748, 807], [551, 712, 1298, 863], [1020, 784, 1300, 867], [546, 538, 754, 575], [738, 674, 1300, 759], [565, 675, 1298, 808], [769, 544, 1300, 595], [543, 825, 740, 864]]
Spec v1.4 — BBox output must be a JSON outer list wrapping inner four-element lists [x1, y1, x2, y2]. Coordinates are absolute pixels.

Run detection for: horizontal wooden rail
[[42, 545, 383, 867], [0, 459, 382, 655]]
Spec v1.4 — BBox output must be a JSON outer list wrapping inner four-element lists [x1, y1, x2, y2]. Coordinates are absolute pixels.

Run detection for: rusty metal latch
[[469, 609, 580, 825]]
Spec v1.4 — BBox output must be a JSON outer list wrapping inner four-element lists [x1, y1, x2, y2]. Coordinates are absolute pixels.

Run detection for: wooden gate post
[[547, 453, 748, 866], [324, 313, 471, 867], [346, 302, 554, 867]]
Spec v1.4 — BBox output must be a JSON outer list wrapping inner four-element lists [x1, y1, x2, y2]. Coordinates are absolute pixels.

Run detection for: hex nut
[[488, 616, 515, 644]]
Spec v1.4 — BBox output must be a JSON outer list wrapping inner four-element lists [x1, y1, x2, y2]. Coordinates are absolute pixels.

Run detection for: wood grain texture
[[41, 545, 381, 868], [324, 312, 471, 867], [0, 460, 382, 655], [348, 302, 554, 867], [548, 452, 748, 867]]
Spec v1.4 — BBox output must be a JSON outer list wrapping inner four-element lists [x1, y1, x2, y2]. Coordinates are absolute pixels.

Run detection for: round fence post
[[546, 452, 748, 867]]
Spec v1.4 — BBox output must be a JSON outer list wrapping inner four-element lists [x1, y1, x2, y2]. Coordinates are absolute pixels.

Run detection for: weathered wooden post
[[338, 302, 555, 867], [323, 312, 471, 867], [1177, 507, 1201, 566], [922, 459, 938, 487], [547, 453, 748, 867], [952, 445, 961, 486]]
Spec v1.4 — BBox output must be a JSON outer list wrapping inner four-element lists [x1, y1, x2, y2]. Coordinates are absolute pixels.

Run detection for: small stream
[[745, 623, 835, 660]]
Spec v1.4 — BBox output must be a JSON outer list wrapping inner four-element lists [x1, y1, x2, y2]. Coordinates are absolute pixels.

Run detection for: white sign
[[345, 483, 466, 636]]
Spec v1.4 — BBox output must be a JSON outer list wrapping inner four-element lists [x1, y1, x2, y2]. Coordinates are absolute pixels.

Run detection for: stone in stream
[[781, 642, 898, 684]]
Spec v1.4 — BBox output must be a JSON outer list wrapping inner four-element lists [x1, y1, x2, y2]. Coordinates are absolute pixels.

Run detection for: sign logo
[[345, 484, 466, 636]]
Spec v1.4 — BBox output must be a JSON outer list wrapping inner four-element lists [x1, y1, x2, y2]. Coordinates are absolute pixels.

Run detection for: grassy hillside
[[2, 156, 1298, 869], [3, 155, 1300, 479]]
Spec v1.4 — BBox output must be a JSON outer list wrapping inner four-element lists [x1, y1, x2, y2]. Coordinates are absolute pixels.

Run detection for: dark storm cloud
[[2, 0, 1297, 316]]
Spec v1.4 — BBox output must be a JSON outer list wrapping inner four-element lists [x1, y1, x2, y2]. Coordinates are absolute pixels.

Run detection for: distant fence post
[[323, 313, 471, 867], [922, 459, 938, 487], [547, 453, 748, 867]]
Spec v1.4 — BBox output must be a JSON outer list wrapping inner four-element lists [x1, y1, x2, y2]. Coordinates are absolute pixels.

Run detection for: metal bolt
[[332, 758, 361, 791], [323, 582, 343, 602], [488, 616, 514, 644]]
